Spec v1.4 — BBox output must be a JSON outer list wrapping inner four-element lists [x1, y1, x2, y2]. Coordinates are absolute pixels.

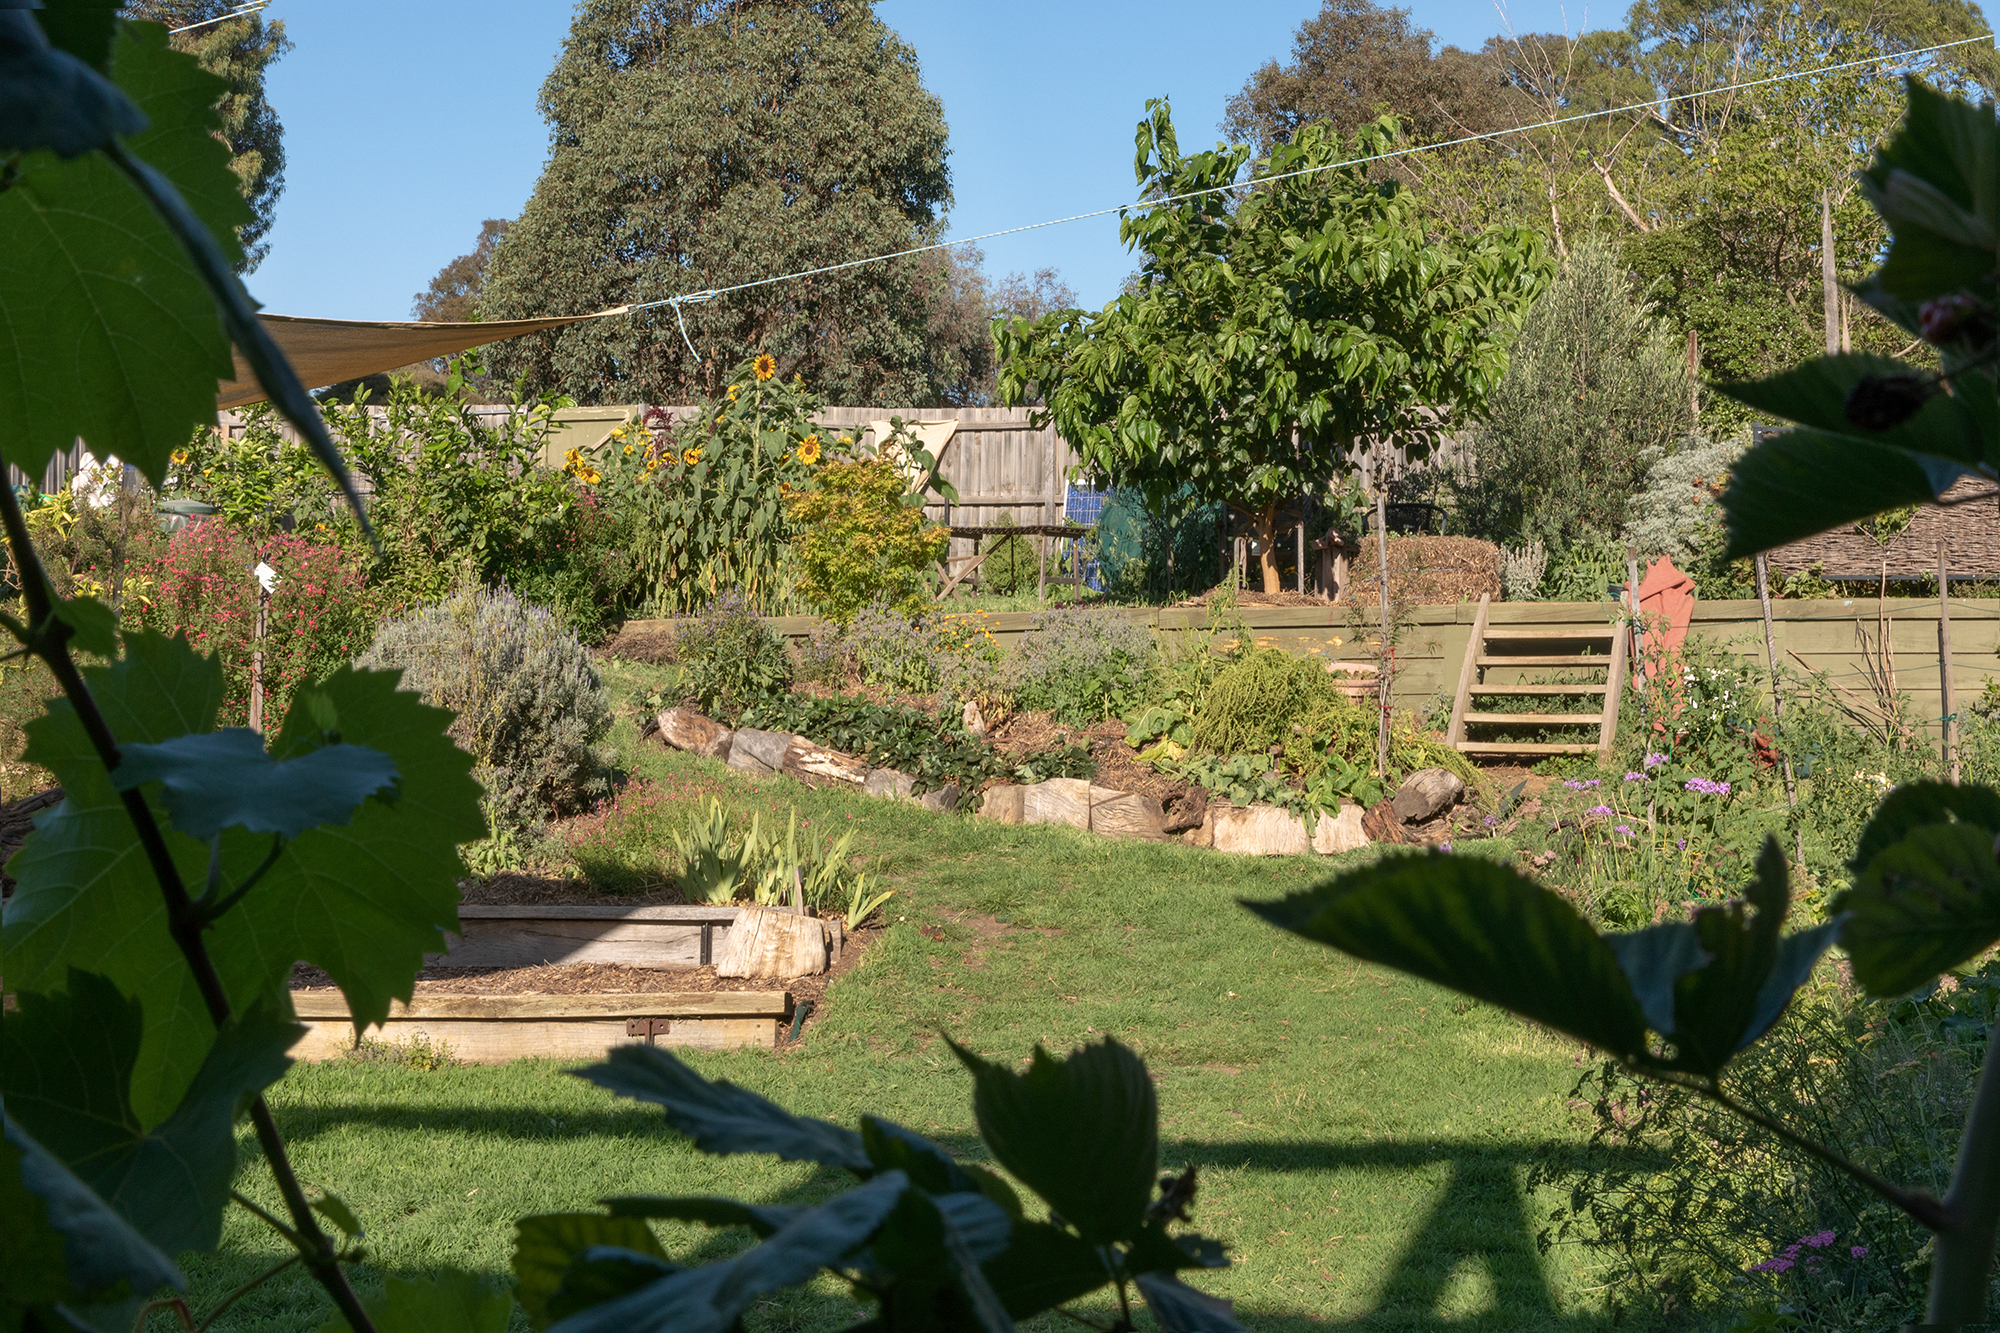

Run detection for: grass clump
[[1191, 647, 1340, 756]]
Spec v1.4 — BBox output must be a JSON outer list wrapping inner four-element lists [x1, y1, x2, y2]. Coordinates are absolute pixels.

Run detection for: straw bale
[[1345, 535, 1501, 605]]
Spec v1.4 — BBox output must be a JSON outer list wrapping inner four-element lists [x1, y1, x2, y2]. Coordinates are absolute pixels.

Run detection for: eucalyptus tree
[[481, 0, 955, 406], [996, 101, 1549, 593]]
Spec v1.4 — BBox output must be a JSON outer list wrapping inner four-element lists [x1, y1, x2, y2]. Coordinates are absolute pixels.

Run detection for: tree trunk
[[1255, 500, 1281, 593]]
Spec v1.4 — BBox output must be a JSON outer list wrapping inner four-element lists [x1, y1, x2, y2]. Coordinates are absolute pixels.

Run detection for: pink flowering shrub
[[128, 519, 375, 727]]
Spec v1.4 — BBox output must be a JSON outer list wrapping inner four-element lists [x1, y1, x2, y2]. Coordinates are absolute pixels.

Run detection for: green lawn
[[190, 667, 1636, 1331]]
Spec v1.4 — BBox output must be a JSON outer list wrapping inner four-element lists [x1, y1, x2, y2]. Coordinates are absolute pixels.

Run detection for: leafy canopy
[[996, 102, 1548, 590], [484, 0, 956, 405]]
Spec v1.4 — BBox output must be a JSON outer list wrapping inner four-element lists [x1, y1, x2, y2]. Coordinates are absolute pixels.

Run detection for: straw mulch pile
[[1346, 535, 1501, 605]]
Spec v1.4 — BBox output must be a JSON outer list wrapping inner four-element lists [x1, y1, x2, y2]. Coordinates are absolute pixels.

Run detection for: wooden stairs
[[1445, 593, 1627, 761]]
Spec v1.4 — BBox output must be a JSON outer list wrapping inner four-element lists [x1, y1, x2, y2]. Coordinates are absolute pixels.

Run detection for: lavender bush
[[359, 582, 613, 828], [1006, 605, 1155, 725]]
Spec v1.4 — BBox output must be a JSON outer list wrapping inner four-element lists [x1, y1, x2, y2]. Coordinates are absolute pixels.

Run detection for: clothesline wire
[[164, 2, 268, 35], [622, 31, 1993, 325]]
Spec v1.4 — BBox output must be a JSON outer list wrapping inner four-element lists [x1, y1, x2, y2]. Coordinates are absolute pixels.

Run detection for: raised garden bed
[[427, 904, 740, 969], [287, 987, 791, 1061]]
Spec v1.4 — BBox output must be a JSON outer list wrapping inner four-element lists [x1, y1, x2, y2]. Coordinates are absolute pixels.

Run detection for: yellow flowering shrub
[[784, 457, 947, 623]]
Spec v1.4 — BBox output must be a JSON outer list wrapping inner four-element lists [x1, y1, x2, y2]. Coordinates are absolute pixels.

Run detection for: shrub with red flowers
[[128, 519, 376, 726]]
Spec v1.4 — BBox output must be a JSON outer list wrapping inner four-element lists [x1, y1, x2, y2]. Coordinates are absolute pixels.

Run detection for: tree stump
[[713, 904, 831, 979], [1391, 768, 1464, 823]]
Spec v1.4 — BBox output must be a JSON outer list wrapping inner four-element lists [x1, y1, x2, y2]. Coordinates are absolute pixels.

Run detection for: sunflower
[[170, 448, 190, 465], [753, 353, 777, 381], [683, 447, 702, 466], [797, 435, 822, 465], [726, 384, 740, 403], [623, 442, 636, 456]]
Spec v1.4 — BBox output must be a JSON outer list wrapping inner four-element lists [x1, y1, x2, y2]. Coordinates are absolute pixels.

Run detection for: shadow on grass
[[261, 1100, 1663, 1331]]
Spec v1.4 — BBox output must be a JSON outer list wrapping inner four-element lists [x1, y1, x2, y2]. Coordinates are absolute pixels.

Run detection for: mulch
[[0, 785, 61, 897], [457, 872, 686, 908], [288, 925, 882, 1040], [600, 621, 677, 663]]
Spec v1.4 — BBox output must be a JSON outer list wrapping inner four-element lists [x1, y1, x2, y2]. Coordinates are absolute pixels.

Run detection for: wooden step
[[1456, 741, 1599, 755], [1468, 683, 1605, 696], [1481, 626, 1616, 640], [1462, 712, 1602, 726], [1475, 653, 1608, 668], [289, 989, 790, 1061]]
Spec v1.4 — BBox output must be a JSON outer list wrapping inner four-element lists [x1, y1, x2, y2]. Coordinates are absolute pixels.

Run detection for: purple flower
[[1802, 1231, 1836, 1248], [1587, 804, 1613, 816], [1614, 824, 1634, 836], [1623, 771, 1645, 782], [1440, 841, 1452, 852], [1850, 1246, 1868, 1258], [1677, 837, 1687, 850], [1749, 1256, 1794, 1274], [1483, 815, 1498, 827], [1644, 752, 1667, 768], [1684, 777, 1731, 796], [1563, 778, 1602, 790]]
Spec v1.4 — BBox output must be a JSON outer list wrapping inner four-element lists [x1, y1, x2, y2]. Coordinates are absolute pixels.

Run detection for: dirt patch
[[289, 926, 881, 1041], [938, 909, 1057, 971], [457, 873, 687, 908], [1173, 587, 1334, 608]]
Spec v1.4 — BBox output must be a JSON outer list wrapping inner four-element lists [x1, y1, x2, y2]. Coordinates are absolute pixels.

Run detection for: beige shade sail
[[216, 307, 631, 408]]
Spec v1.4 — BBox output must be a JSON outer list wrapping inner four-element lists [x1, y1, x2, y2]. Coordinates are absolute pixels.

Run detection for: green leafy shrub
[[975, 515, 1039, 595], [1006, 604, 1154, 724], [1530, 973, 1989, 1327], [671, 590, 792, 716], [20, 473, 168, 610], [845, 598, 941, 695], [737, 693, 1006, 795], [358, 582, 612, 828], [129, 519, 376, 728], [785, 456, 948, 622]]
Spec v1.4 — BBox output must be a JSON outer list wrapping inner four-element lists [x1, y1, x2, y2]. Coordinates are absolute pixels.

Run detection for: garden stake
[[1374, 487, 1391, 778], [248, 560, 276, 732], [1624, 546, 1642, 692], [1940, 541, 1958, 783], [1754, 553, 1802, 865], [1296, 489, 1308, 596]]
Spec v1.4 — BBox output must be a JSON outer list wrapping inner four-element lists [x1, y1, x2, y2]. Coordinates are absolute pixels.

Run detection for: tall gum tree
[[996, 102, 1550, 592], [482, 0, 955, 405]]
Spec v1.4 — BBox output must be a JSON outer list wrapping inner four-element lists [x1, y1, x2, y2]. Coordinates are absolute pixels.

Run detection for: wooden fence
[[629, 594, 1995, 740]]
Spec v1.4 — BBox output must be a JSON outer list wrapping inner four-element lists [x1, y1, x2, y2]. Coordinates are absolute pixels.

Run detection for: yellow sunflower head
[[726, 384, 740, 403], [797, 435, 822, 465], [170, 448, 190, 465], [683, 447, 702, 466], [754, 353, 777, 381], [623, 442, 636, 456]]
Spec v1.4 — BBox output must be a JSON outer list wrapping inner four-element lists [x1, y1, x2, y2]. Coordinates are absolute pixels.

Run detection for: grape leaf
[[3, 1108, 183, 1320], [0, 9, 144, 158], [113, 728, 399, 840], [0, 20, 247, 488], [1, 970, 297, 1256], [513, 1214, 670, 1330], [1, 636, 481, 1123]]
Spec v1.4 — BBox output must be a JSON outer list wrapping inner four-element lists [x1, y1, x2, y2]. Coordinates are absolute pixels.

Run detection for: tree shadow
[[261, 1101, 1661, 1329]]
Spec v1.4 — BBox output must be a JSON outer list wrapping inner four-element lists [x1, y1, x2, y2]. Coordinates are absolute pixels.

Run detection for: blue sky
[[247, 0, 1594, 321]]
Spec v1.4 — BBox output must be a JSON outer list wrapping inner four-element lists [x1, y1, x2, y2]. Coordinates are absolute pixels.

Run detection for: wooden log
[[782, 737, 871, 788], [1211, 805, 1311, 856], [1090, 790, 1166, 840], [1312, 803, 1368, 854], [1021, 778, 1091, 829], [657, 708, 733, 760], [714, 904, 831, 979], [978, 784, 1024, 824]]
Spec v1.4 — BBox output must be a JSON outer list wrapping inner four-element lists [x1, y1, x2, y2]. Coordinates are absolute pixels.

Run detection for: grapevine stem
[[0, 476, 379, 1333]]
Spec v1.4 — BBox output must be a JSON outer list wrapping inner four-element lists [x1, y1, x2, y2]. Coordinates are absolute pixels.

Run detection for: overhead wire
[[165, 3, 269, 35], [624, 31, 1995, 334]]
